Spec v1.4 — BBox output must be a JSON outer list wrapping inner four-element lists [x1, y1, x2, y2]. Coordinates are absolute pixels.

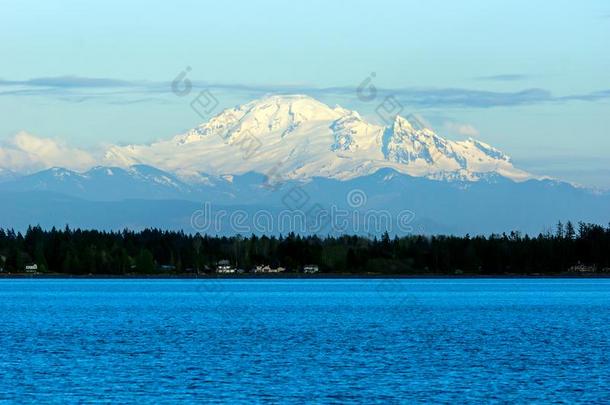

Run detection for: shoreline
[[1, 273, 610, 280]]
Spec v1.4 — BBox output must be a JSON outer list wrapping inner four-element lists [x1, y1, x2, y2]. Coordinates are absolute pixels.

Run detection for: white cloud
[[443, 122, 480, 137], [0, 132, 97, 173]]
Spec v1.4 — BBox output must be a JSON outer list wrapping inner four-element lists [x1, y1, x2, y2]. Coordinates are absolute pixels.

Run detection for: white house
[[254, 265, 272, 273], [216, 260, 235, 274], [253, 265, 286, 273], [568, 264, 596, 273], [303, 265, 319, 274], [267, 266, 285, 273], [25, 264, 38, 273]]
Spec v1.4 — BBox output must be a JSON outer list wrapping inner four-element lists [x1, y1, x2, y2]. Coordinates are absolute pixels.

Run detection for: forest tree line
[[0, 221, 609, 275]]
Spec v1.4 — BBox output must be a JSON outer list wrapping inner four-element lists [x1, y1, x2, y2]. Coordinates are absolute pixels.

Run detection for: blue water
[[1, 279, 610, 403]]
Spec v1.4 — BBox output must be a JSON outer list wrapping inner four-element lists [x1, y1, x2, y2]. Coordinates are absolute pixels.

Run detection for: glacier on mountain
[[103, 94, 533, 184]]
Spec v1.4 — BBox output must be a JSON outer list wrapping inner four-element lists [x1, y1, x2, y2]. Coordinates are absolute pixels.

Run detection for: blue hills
[[0, 165, 607, 235]]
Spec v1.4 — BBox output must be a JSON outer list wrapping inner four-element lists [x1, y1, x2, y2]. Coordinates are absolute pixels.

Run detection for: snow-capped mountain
[[0, 165, 195, 201], [1, 94, 607, 235], [104, 95, 532, 184]]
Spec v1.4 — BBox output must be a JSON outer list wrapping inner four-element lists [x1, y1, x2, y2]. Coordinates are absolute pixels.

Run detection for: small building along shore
[[303, 265, 319, 274], [25, 264, 38, 274], [209, 261, 322, 275], [253, 265, 286, 274], [216, 260, 236, 274]]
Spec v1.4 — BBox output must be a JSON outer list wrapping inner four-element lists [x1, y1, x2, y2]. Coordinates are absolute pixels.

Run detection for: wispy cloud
[[476, 74, 531, 82], [1, 75, 610, 109], [386, 87, 551, 108], [561, 89, 610, 102], [0, 76, 139, 88], [443, 122, 480, 137], [0, 76, 171, 104]]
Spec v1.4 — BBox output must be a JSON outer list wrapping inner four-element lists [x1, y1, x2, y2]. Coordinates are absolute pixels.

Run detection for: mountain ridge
[[102, 94, 535, 184], [1, 95, 607, 235], [0, 167, 608, 235]]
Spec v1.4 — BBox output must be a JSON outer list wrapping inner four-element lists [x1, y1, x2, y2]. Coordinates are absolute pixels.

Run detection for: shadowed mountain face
[[0, 167, 608, 235], [0, 95, 607, 235]]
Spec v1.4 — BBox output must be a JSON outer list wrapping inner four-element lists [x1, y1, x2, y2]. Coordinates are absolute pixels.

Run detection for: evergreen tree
[[135, 249, 155, 273], [565, 221, 576, 240]]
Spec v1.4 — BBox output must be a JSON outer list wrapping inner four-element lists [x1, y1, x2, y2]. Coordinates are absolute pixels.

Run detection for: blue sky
[[1, 0, 609, 186]]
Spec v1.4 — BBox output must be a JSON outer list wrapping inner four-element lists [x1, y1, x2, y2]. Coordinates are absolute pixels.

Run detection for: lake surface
[[1, 279, 609, 403]]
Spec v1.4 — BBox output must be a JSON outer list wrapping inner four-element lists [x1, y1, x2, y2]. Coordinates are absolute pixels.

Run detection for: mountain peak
[[100, 94, 533, 183], [180, 93, 341, 145], [252, 93, 320, 104], [391, 114, 431, 132], [239, 93, 339, 122], [392, 115, 413, 131]]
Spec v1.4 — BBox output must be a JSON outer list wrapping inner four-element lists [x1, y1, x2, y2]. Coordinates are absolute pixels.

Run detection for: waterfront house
[[567, 264, 596, 273], [254, 265, 272, 273], [267, 266, 285, 273], [303, 265, 319, 274], [25, 264, 38, 273], [253, 265, 286, 274], [217, 260, 236, 274]]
